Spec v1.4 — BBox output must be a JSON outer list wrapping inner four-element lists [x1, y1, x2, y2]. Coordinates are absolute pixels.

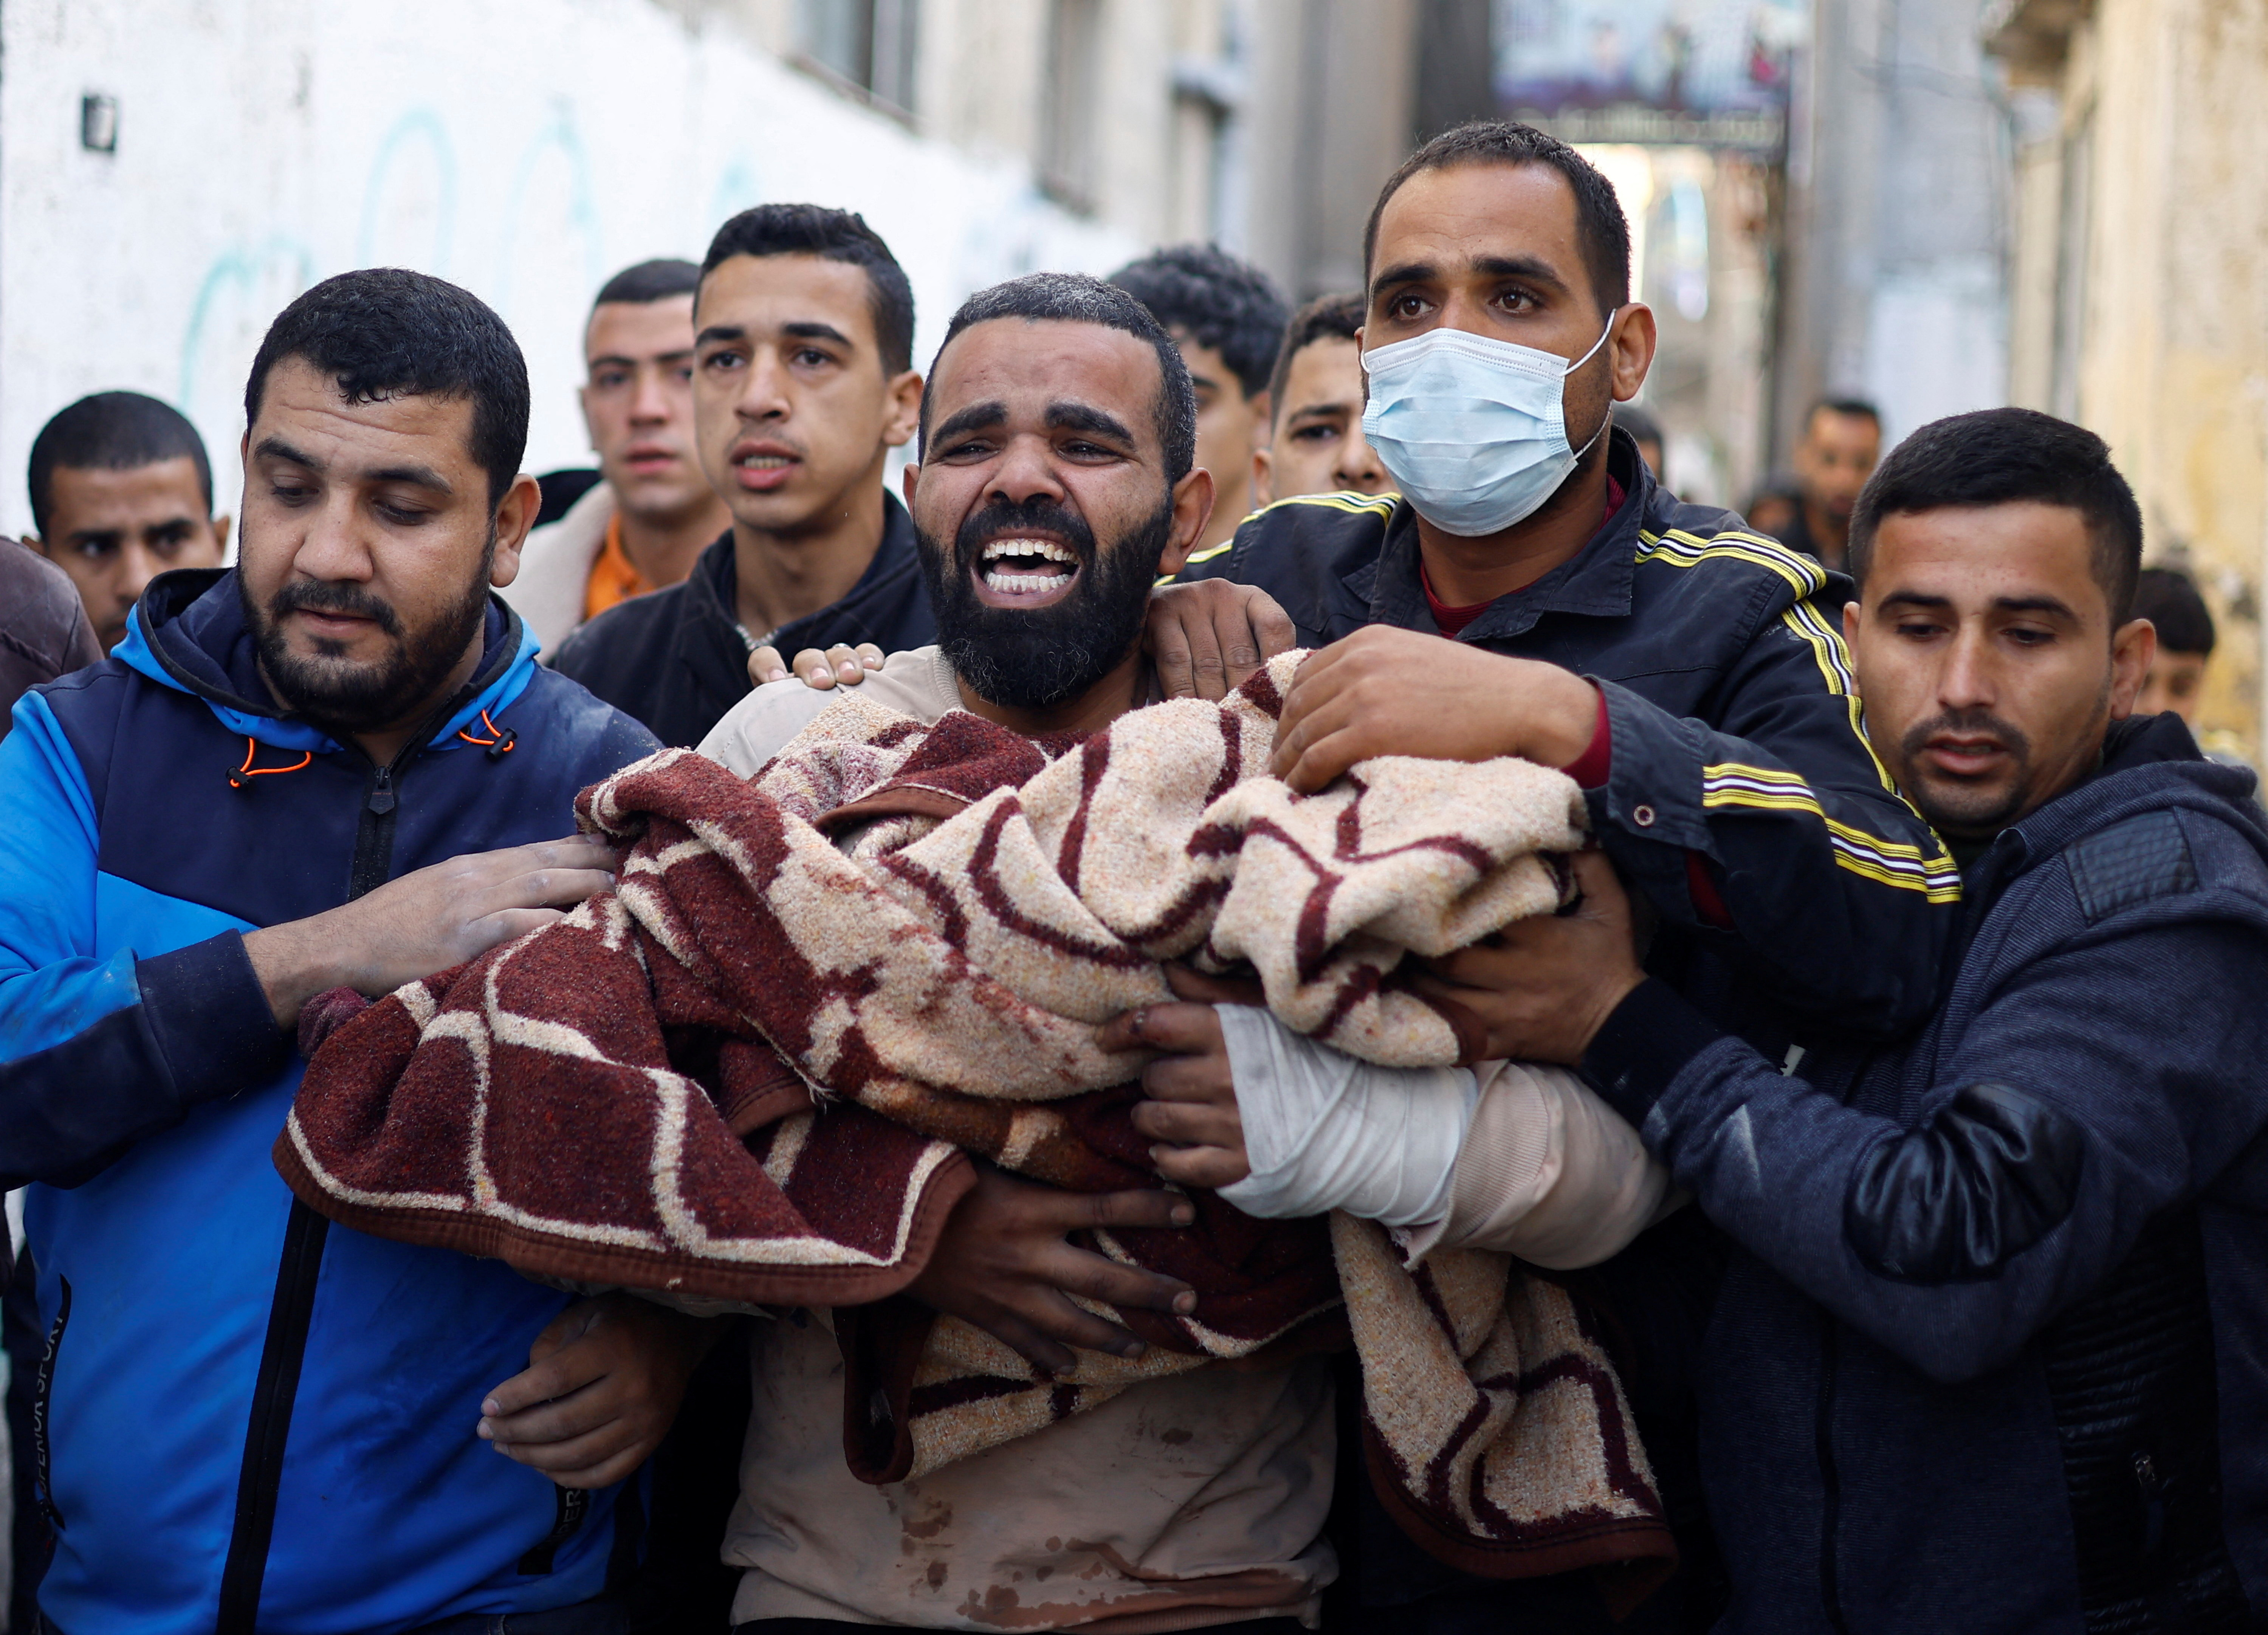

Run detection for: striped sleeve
[[1593, 528, 1959, 1034]]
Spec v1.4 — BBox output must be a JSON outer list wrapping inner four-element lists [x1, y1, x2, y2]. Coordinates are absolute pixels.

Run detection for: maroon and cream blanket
[[281, 653, 1674, 1586]]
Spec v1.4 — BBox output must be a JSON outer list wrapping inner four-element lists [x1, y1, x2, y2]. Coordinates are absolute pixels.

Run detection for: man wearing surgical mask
[[1176, 120, 1959, 1633]]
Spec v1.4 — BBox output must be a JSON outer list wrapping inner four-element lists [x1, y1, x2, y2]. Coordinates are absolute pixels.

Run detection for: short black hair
[[593, 258, 701, 309], [919, 273, 1196, 486], [701, 204, 915, 376], [1365, 121, 1631, 318], [1108, 244, 1290, 401], [245, 269, 529, 508], [1267, 291, 1366, 420], [29, 391, 214, 539], [2134, 565, 2216, 656], [1811, 397, 1882, 429], [1848, 407, 2144, 624]]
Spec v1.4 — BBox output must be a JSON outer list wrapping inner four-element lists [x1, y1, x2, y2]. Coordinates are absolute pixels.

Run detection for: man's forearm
[[0, 933, 289, 1187]]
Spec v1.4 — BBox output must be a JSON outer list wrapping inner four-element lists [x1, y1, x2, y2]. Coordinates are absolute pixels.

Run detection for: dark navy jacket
[[1178, 431, 1959, 1046], [553, 488, 935, 747], [0, 570, 657, 1633], [1585, 716, 2268, 1632]]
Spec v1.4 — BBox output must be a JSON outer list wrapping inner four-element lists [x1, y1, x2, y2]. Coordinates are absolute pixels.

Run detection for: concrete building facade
[[0, 0, 1433, 538], [1991, 0, 2268, 759]]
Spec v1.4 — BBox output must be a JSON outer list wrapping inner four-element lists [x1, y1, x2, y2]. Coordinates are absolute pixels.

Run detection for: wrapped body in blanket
[[284, 644, 1675, 1627]]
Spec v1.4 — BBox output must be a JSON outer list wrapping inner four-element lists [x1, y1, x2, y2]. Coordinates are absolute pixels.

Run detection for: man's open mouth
[[975, 537, 1082, 603]]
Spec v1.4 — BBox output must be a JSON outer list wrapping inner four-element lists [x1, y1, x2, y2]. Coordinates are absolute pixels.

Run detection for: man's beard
[[242, 536, 494, 735], [1896, 705, 2037, 836], [920, 492, 1171, 713]]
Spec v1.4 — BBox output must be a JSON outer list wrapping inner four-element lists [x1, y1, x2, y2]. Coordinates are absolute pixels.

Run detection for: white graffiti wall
[[0, 0, 1136, 538]]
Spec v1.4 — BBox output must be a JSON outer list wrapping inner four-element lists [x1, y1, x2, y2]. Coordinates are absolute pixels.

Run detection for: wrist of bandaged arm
[[1215, 1006, 1476, 1227], [1404, 1063, 1673, 1268]]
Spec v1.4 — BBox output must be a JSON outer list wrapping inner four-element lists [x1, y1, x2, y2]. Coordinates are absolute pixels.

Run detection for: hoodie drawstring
[[457, 709, 517, 761], [226, 738, 313, 790]]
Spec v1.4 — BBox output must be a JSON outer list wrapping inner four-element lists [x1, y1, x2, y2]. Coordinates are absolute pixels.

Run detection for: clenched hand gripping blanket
[[281, 653, 1675, 1586]]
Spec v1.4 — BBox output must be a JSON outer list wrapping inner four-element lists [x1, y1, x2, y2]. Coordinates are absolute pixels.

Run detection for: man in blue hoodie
[[1456, 406, 2268, 1631], [0, 269, 712, 1633]]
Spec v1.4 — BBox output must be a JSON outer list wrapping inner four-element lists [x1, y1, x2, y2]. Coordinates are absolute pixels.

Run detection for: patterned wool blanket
[[280, 653, 1674, 1588]]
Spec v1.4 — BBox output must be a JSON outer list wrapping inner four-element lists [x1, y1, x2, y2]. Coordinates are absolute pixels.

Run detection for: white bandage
[[1215, 1006, 1477, 1227]]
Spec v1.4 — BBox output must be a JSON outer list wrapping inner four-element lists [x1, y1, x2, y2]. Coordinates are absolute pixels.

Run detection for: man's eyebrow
[[1994, 594, 2082, 619], [694, 324, 746, 348], [1369, 259, 1439, 296], [366, 463, 453, 494], [930, 400, 1009, 444], [781, 321, 856, 349], [588, 347, 696, 373], [253, 435, 323, 471], [1370, 253, 1566, 296], [1287, 399, 1356, 420], [1046, 402, 1135, 443], [63, 527, 123, 544]]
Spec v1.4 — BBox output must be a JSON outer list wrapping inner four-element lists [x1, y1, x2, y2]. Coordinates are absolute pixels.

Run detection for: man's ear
[[488, 473, 542, 590], [2107, 616, 2158, 721], [212, 513, 234, 561], [1157, 467, 1216, 578], [1251, 446, 1275, 510], [881, 370, 923, 449], [900, 460, 920, 513], [1608, 304, 1657, 403]]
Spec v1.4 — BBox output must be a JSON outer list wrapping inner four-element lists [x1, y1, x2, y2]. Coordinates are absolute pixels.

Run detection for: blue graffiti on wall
[[356, 106, 459, 274]]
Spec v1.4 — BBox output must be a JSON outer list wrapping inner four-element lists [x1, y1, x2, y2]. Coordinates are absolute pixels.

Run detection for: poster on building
[[1493, 0, 1806, 149]]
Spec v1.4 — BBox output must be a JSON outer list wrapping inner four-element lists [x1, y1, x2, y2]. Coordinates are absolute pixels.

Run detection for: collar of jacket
[[115, 566, 541, 756], [680, 486, 925, 657], [1960, 710, 2264, 916], [1350, 428, 1650, 641]]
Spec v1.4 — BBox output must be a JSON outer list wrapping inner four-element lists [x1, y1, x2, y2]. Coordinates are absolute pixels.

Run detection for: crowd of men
[[0, 116, 2262, 1635]]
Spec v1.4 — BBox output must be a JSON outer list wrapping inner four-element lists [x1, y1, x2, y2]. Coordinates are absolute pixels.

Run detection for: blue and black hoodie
[[0, 569, 657, 1634]]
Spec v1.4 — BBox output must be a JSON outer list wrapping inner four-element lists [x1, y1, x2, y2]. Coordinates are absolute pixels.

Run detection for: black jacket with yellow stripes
[[1177, 429, 1957, 1049]]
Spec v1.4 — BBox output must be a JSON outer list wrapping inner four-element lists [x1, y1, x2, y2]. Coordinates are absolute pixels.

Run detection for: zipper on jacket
[[33, 1275, 71, 1531], [215, 728, 434, 1632], [1816, 1316, 1850, 1634]]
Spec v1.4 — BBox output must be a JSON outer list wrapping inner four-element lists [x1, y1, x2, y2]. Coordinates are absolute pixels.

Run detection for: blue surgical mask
[[1360, 318, 1615, 537]]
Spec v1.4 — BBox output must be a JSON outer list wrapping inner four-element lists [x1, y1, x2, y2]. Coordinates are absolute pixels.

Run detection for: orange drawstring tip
[[457, 708, 517, 760], [226, 737, 312, 789]]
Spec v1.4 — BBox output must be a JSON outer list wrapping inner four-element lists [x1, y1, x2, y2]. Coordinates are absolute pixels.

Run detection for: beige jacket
[[500, 480, 613, 656]]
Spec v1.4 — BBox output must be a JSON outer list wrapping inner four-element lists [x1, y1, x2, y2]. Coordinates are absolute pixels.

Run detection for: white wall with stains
[[0, 0, 1135, 538]]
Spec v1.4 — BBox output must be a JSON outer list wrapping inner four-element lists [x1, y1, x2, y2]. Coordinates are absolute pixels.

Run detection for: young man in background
[[507, 257, 731, 652], [26, 391, 229, 651], [1110, 243, 1289, 549], [1747, 397, 1882, 569], [1249, 290, 1391, 507], [553, 206, 931, 745]]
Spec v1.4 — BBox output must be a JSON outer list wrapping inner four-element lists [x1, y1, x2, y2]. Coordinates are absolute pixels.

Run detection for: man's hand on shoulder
[[242, 835, 621, 1029], [908, 1165, 1197, 1376], [1271, 626, 1600, 793], [751, 641, 885, 690], [1146, 579, 1297, 702], [478, 1293, 722, 1489], [1413, 849, 1647, 1064]]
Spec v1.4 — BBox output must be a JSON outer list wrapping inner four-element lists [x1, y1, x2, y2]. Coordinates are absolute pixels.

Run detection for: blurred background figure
[[1616, 401, 1666, 477], [2134, 564, 2215, 724], [24, 392, 227, 651], [506, 258, 731, 652], [1745, 397, 1880, 566], [1252, 291, 1391, 505], [1110, 244, 1289, 546]]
